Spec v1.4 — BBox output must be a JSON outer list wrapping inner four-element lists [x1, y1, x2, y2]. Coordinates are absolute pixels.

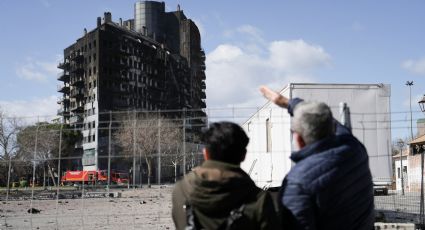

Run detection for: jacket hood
[[180, 160, 259, 215]]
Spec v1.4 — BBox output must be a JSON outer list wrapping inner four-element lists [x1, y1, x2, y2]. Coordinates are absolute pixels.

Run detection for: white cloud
[[268, 40, 331, 73], [0, 96, 60, 124], [16, 56, 61, 82], [237, 25, 265, 44], [402, 57, 425, 75], [206, 27, 330, 109]]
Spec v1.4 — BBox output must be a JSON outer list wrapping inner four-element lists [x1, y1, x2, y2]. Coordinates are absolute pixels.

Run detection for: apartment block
[[57, 1, 206, 171]]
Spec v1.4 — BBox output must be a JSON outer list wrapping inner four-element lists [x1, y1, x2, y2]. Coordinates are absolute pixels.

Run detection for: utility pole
[[406, 81, 414, 140]]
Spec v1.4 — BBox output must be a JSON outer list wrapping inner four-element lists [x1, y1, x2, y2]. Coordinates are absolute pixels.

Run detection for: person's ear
[[295, 133, 306, 149], [203, 148, 210, 160]]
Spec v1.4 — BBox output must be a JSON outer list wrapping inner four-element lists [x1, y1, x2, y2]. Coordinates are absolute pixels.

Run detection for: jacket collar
[[290, 135, 336, 163], [201, 160, 242, 172]]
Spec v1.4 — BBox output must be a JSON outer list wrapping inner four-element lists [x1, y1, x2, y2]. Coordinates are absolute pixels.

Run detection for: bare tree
[[161, 121, 184, 182], [115, 113, 183, 186], [0, 108, 21, 186], [0, 109, 20, 160], [17, 122, 60, 188], [17, 122, 81, 188]]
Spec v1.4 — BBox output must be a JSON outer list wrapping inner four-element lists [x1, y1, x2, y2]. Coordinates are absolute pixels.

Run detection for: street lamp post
[[418, 95, 425, 226], [406, 81, 414, 140], [397, 139, 405, 195]]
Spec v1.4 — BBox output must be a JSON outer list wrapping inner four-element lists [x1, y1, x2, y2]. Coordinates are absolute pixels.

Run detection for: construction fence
[[0, 107, 424, 229]]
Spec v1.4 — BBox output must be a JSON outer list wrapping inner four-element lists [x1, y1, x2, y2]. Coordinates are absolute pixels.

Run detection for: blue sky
[[0, 0, 424, 140]]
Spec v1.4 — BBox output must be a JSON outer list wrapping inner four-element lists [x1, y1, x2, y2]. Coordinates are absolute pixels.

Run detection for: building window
[[266, 118, 272, 153], [397, 167, 400, 179]]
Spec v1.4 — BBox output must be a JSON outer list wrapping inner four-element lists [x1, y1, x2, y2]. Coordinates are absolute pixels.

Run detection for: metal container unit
[[241, 83, 392, 190]]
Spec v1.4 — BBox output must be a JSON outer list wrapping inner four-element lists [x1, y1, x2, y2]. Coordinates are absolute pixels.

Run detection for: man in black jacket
[[172, 122, 279, 230], [260, 86, 374, 230]]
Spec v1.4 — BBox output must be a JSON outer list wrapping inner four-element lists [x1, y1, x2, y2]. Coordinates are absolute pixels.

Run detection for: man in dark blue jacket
[[260, 86, 374, 230]]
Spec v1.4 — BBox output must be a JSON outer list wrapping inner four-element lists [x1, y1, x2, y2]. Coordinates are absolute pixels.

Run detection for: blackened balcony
[[71, 66, 85, 75], [70, 104, 84, 113], [200, 49, 206, 62], [58, 61, 70, 70], [200, 91, 206, 99], [70, 89, 85, 98], [57, 72, 70, 82], [71, 52, 84, 63], [200, 72, 206, 80], [57, 96, 70, 104], [57, 108, 70, 116], [57, 84, 70, 93], [71, 76, 85, 86], [201, 81, 206, 90], [200, 100, 206, 108], [200, 64, 206, 71]]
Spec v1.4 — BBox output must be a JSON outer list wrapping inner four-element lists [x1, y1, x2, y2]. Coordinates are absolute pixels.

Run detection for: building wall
[[418, 119, 425, 137], [393, 156, 409, 191], [407, 154, 423, 191]]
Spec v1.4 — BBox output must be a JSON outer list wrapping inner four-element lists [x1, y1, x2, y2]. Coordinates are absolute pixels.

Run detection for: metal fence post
[[55, 124, 63, 228], [133, 110, 136, 189], [183, 109, 186, 175], [29, 123, 40, 230], [6, 155, 11, 202], [157, 111, 161, 185], [108, 111, 112, 191], [420, 145, 425, 226]]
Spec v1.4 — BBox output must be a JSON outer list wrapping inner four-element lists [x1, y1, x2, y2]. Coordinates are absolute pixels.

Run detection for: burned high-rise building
[[57, 1, 206, 171]]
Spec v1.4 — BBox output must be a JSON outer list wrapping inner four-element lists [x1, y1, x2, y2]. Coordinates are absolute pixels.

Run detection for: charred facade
[[57, 2, 206, 171]]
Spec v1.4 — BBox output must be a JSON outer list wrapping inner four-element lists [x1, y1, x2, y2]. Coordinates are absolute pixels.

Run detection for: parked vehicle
[[61, 170, 129, 185]]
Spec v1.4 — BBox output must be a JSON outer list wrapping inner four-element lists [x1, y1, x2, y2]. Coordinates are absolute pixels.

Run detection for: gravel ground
[[0, 185, 174, 230]]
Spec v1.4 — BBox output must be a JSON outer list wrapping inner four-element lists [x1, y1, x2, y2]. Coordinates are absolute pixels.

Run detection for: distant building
[[393, 135, 425, 192], [417, 118, 425, 137], [57, 1, 206, 172]]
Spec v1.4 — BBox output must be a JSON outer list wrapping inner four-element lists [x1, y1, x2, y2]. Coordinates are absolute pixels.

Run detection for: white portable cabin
[[240, 83, 392, 188]]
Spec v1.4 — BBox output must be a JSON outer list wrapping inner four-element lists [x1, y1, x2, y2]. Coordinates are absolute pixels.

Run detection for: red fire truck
[[61, 170, 129, 185]]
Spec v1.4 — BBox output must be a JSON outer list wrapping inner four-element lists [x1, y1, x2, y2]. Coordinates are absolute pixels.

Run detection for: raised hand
[[259, 85, 289, 108]]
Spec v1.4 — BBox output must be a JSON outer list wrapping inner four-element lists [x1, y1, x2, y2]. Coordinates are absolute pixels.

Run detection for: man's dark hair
[[201, 122, 249, 164]]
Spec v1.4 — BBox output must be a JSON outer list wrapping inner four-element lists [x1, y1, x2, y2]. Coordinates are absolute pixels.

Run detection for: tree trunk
[[145, 157, 151, 188], [174, 162, 177, 183], [47, 163, 56, 187], [43, 163, 46, 189]]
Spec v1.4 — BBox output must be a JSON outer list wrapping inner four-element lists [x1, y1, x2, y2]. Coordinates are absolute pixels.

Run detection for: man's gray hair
[[291, 101, 335, 145]]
